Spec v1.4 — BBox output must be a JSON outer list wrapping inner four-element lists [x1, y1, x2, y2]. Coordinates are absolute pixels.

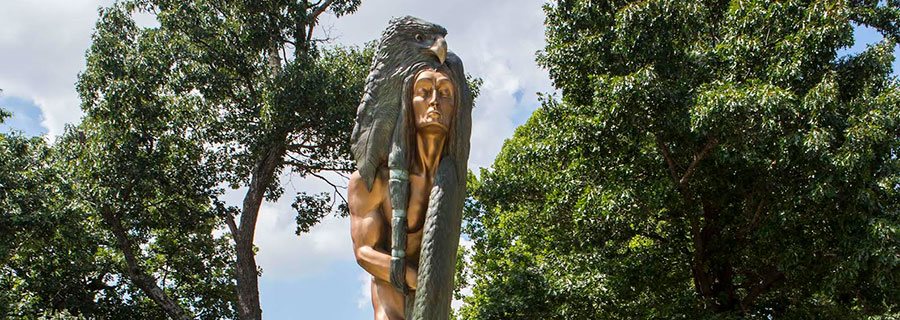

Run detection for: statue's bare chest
[[379, 171, 432, 261]]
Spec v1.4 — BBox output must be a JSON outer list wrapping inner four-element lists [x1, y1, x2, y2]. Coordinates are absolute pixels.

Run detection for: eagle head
[[381, 16, 448, 64], [352, 16, 455, 191]]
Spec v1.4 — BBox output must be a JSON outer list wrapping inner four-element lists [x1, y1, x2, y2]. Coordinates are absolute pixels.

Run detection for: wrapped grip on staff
[[389, 169, 410, 294]]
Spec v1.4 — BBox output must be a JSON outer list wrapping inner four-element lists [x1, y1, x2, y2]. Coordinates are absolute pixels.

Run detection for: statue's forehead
[[415, 69, 452, 85]]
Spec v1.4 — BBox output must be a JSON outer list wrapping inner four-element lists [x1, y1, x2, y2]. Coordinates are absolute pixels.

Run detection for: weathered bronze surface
[[348, 16, 473, 320]]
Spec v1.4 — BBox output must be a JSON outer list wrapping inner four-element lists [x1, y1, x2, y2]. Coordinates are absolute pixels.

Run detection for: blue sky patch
[[0, 95, 47, 136]]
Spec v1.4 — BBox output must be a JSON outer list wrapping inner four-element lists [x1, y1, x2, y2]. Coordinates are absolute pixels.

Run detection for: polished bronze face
[[411, 69, 455, 136]]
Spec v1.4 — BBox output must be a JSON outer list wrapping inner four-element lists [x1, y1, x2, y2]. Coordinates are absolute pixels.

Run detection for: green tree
[[0, 114, 155, 318], [461, 0, 900, 318], [71, 1, 370, 319]]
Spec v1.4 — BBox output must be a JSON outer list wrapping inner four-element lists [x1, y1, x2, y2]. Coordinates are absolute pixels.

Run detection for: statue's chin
[[417, 122, 449, 135]]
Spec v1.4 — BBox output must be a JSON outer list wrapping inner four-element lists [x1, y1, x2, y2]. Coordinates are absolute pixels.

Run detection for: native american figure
[[349, 16, 472, 320]]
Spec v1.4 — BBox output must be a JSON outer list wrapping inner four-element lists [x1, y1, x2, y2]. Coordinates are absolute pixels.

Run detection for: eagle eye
[[415, 33, 424, 42]]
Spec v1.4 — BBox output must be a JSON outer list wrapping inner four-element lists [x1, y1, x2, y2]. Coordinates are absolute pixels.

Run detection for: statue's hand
[[406, 264, 418, 290], [390, 256, 409, 294]]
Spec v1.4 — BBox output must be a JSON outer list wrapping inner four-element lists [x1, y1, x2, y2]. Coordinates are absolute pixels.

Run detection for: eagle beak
[[430, 36, 447, 65]]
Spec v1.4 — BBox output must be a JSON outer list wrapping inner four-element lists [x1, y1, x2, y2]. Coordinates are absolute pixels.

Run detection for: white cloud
[[252, 171, 355, 280], [254, 204, 354, 279], [452, 237, 475, 310], [0, 0, 115, 137], [357, 272, 373, 309]]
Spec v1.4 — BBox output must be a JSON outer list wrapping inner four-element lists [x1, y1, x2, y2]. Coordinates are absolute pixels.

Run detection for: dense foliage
[[461, 0, 900, 318], [1, 121, 142, 319], [2, 1, 371, 319]]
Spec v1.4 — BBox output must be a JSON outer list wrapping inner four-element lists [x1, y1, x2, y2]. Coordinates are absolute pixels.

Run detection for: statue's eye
[[415, 33, 424, 42]]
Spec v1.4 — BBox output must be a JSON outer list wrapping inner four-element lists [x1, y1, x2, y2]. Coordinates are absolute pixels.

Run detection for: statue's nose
[[427, 95, 442, 118], [429, 90, 439, 107]]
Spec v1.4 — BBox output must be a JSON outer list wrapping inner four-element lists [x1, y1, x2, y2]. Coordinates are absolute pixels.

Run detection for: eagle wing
[[350, 54, 400, 190]]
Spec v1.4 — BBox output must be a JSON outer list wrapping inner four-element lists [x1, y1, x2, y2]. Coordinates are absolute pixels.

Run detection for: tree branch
[[99, 208, 192, 320], [690, 216, 713, 297], [740, 267, 785, 312], [309, 0, 333, 21], [225, 211, 239, 243], [654, 134, 681, 184], [283, 159, 354, 173], [736, 199, 766, 240], [286, 141, 340, 152], [309, 171, 348, 205], [307, 0, 334, 43], [679, 138, 719, 185]]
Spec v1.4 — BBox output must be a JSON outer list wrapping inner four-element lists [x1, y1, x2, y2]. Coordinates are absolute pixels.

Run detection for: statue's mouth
[[421, 110, 448, 132]]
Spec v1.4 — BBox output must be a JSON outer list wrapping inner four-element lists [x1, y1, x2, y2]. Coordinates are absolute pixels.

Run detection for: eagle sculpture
[[351, 16, 449, 190], [350, 16, 473, 320]]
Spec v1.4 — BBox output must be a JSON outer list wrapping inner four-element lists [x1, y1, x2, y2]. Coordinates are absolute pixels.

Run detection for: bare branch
[[309, 171, 349, 205], [284, 159, 354, 173]]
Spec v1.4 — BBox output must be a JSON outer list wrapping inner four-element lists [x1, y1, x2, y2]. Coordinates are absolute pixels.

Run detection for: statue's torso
[[376, 167, 433, 266]]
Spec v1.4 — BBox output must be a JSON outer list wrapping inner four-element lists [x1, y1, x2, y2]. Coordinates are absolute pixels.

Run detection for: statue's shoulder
[[348, 167, 390, 215]]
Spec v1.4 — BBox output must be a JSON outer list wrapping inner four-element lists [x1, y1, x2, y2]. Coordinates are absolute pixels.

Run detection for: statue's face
[[412, 69, 455, 136]]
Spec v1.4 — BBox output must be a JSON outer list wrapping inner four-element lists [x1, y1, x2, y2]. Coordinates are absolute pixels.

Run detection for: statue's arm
[[349, 171, 418, 288]]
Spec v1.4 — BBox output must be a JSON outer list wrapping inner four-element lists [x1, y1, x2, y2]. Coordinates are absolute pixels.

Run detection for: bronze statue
[[349, 16, 473, 320]]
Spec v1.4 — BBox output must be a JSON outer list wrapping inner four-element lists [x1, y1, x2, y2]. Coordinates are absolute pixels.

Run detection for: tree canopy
[[3, 1, 371, 319], [461, 0, 900, 318]]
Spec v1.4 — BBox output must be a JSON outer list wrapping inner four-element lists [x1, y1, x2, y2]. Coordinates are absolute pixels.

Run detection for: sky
[[0, 1, 898, 319]]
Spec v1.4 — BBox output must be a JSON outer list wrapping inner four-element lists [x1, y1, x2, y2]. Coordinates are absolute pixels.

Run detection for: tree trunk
[[230, 3, 332, 317], [233, 142, 285, 320]]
